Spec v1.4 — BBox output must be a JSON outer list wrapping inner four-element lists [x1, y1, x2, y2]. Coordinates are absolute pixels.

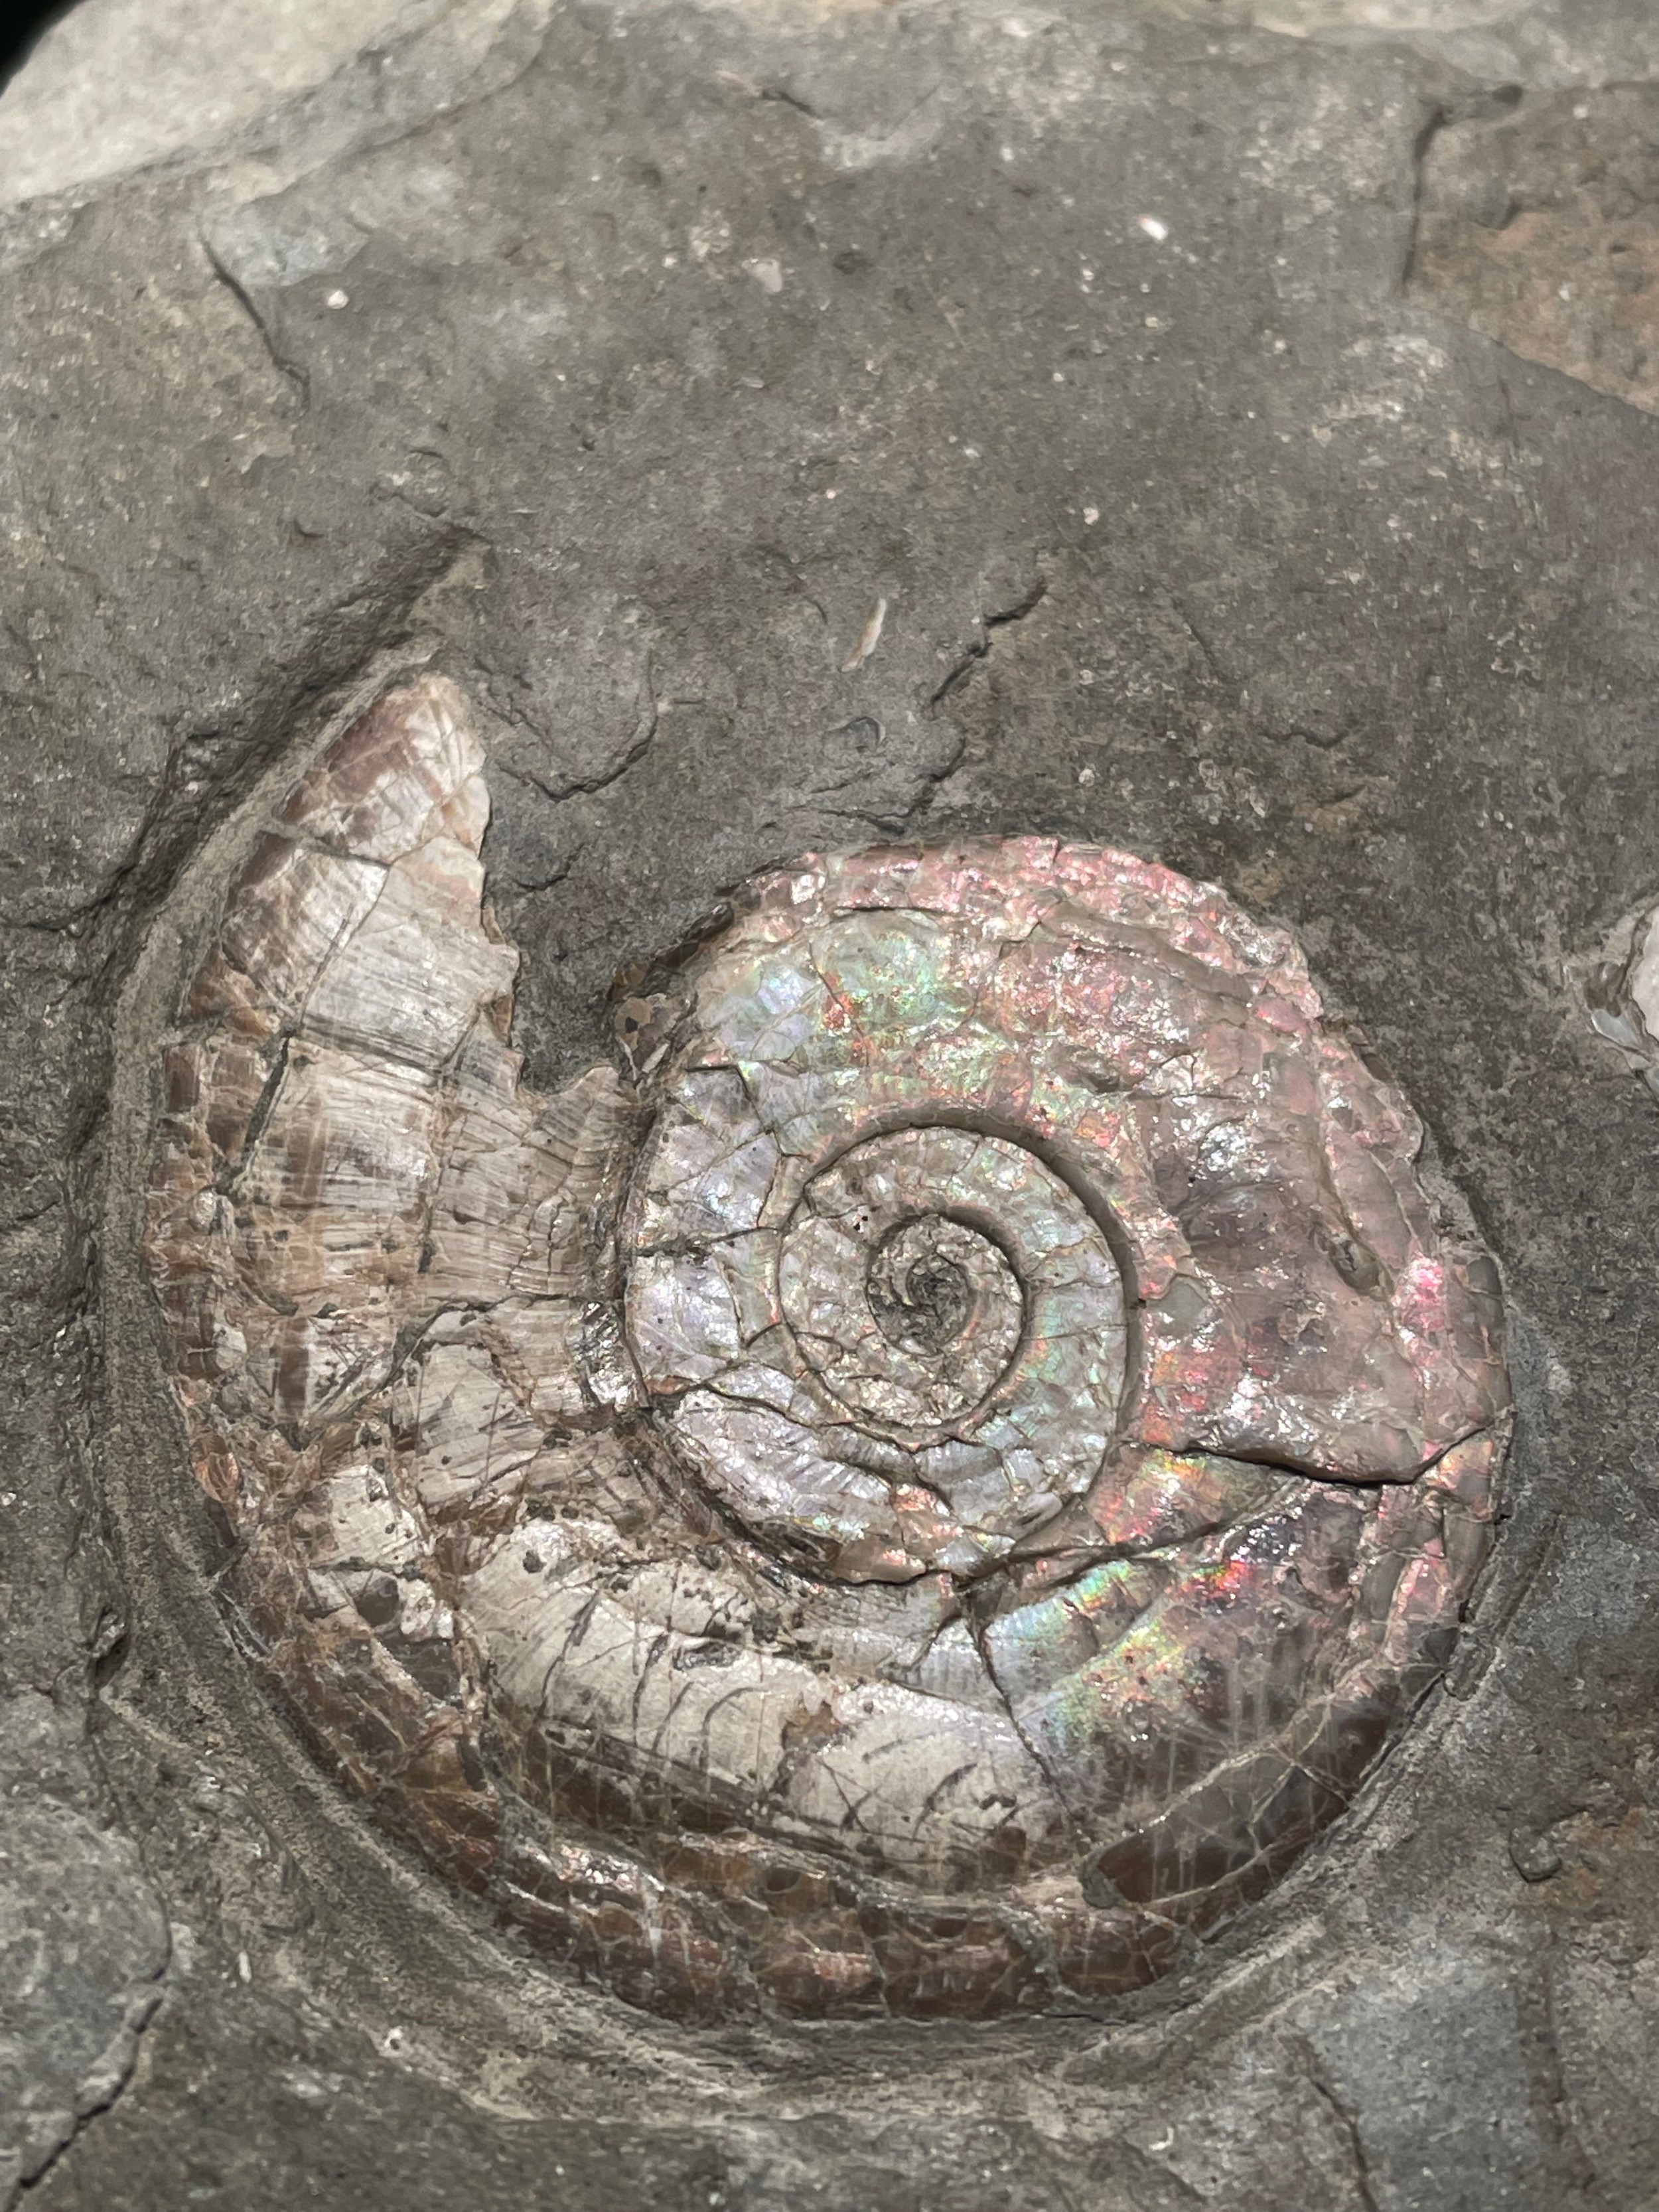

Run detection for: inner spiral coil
[[630, 1112, 1126, 1582]]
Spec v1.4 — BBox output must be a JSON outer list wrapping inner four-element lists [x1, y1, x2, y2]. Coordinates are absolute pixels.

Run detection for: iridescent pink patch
[[145, 676, 1508, 2020]]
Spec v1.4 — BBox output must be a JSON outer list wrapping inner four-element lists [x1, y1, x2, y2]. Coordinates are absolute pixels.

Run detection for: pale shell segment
[[145, 676, 1510, 2026]]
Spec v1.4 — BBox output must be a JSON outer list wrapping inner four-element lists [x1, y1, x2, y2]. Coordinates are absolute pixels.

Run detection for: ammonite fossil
[[145, 675, 1509, 2020]]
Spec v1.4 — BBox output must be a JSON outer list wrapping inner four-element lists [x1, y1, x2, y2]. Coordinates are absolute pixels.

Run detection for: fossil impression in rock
[[145, 676, 1509, 2020]]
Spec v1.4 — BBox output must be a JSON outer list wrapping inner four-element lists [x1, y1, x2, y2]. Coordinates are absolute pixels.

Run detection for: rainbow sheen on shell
[[144, 676, 1509, 2021]]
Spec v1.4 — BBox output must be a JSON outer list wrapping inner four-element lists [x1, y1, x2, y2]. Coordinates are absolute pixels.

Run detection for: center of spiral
[[634, 1116, 1129, 1574], [867, 1216, 991, 1358], [776, 1133, 1042, 1439]]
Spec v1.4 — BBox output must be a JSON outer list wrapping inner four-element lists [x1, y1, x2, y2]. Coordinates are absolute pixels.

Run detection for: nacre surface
[[145, 675, 1509, 2020]]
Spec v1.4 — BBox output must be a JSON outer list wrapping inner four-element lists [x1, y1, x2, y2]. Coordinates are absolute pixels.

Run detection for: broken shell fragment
[[1576, 895, 1659, 1098], [145, 673, 1509, 2021]]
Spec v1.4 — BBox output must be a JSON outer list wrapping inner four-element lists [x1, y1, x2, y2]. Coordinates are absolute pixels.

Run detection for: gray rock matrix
[[2, 0, 1657, 2206]]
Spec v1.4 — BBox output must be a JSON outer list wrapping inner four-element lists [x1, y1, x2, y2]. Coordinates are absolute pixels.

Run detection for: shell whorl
[[145, 676, 1508, 2020]]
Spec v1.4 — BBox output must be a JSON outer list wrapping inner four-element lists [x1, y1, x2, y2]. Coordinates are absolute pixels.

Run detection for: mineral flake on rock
[[1577, 893, 1659, 1100], [144, 672, 1509, 2021]]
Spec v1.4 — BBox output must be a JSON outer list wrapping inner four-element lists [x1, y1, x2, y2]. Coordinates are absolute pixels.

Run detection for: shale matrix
[[3, 1, 1658, 2208]]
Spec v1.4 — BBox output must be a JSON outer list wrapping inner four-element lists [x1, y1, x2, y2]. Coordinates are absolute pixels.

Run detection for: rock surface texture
[[4, 0, 1659, 2203], [145, 677, 1507, 2018]]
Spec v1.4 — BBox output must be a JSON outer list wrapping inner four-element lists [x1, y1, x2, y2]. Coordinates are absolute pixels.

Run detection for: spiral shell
[[145, 676, 1508, 2020]]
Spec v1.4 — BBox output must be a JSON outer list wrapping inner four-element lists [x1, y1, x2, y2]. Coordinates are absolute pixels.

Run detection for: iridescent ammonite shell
[[145, 676, 1510, 2020]]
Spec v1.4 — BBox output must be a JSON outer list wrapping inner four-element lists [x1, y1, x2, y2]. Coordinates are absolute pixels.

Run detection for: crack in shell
[[143, 675, 1510, 2022]]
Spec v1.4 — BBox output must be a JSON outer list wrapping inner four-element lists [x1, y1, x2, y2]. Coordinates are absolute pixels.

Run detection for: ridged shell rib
[[145, 675, 1508, 2021]]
